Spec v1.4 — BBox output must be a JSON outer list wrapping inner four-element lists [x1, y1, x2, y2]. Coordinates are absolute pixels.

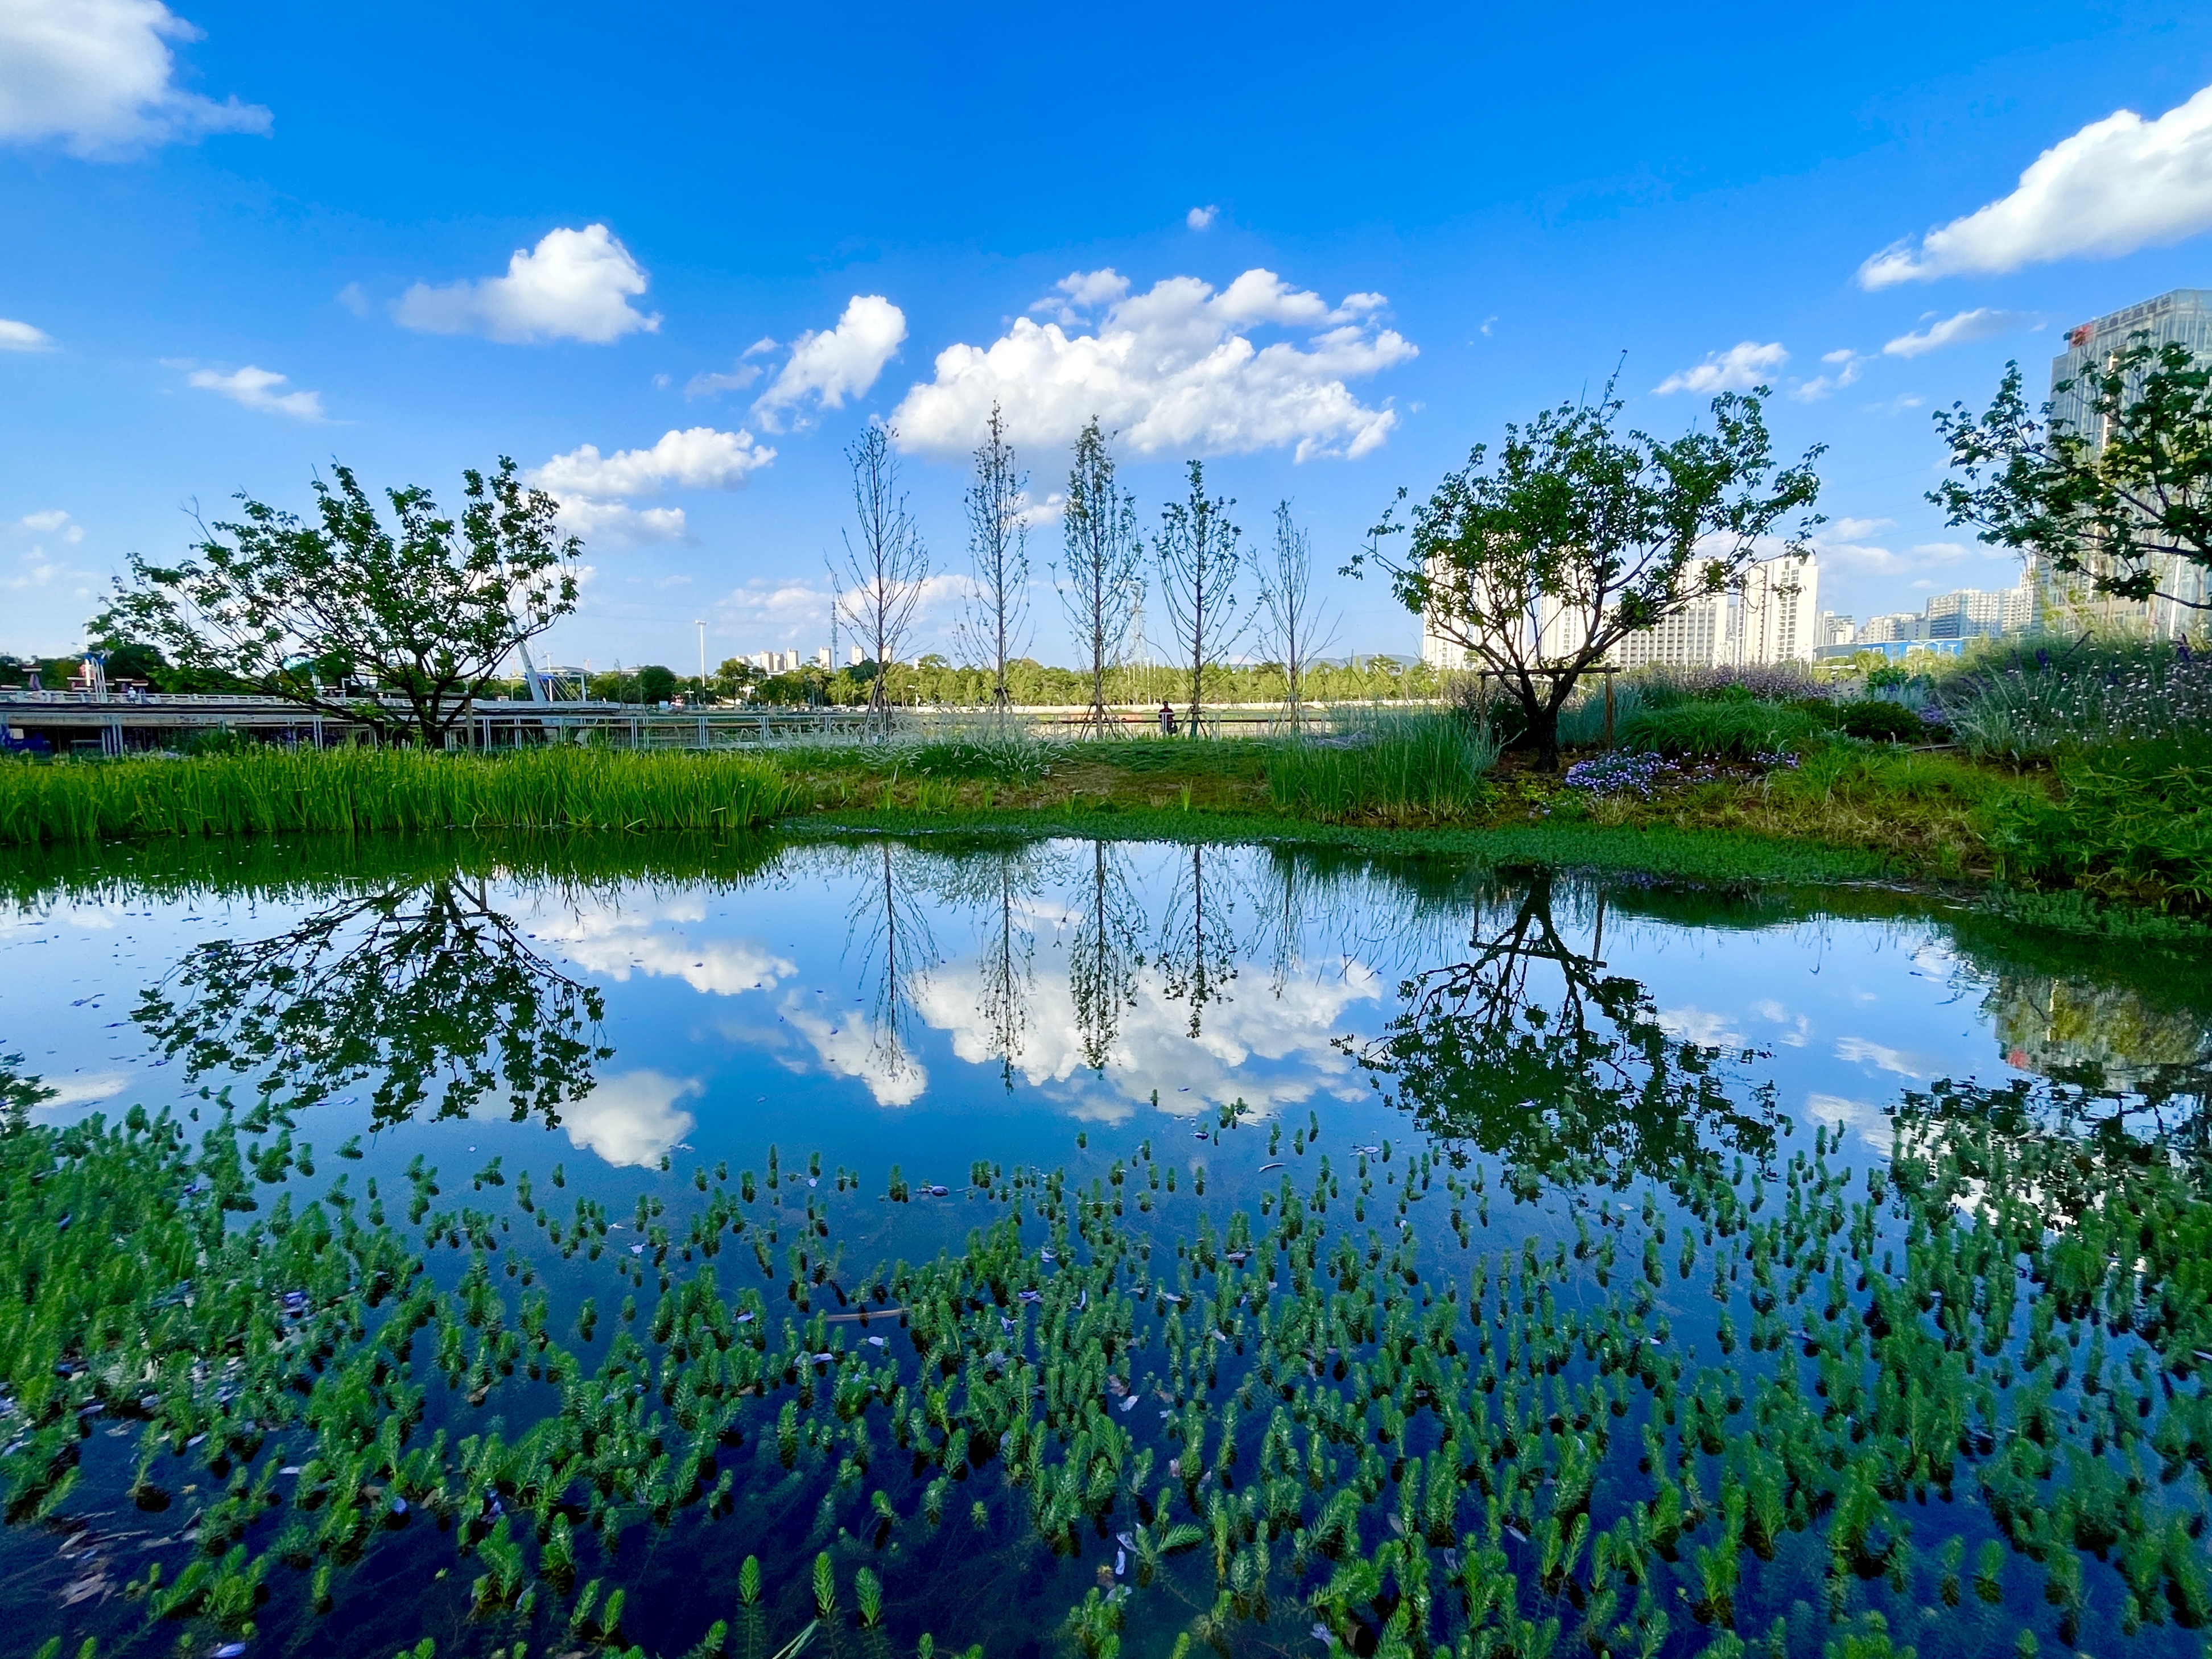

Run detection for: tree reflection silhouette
[[133, 877, 610, 1128], [841, 841, 942, 1097], [1067, 840, 1142, 1073], [1354, 869, 1775, 1187], [1152, 844, 1239, 1039]]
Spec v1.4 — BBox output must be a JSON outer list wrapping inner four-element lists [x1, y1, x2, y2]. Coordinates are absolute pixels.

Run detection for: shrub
[[1614, 698, 1831, 761], [1836, 700, 1932, 743]]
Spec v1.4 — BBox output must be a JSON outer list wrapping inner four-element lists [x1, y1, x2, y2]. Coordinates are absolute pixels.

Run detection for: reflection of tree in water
[[134, 877, 610, 1128], [936, 840, 1049, 1090], [842, 841, 942, 1095], [1354, 869, 1774, 1187], [1066, 840, 1142, 1072], [1151, 844, 1239, 1038]]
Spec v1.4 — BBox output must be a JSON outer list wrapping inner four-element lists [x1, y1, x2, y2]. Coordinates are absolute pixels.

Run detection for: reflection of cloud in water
[[30, 1071, 131, 1115], [912, 958, 1383, 1115], [1805, 1091, 1891, 1152], [533, 898, 795, 997], [1657, 1005, 1741, 1048], [1835, 1036, 1923, 1077], [0, 902, 126, 939], [561, 1069, 701, 1167], [1752, 1000, 1810, 1047], [779, 1000, 927, 1107]]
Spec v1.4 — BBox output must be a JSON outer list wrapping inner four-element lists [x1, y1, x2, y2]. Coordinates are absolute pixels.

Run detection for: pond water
[[1, 834, 2207, 1659]]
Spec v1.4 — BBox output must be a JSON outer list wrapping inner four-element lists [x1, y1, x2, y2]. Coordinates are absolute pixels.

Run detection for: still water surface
[[1, 834, 2206, 1659]]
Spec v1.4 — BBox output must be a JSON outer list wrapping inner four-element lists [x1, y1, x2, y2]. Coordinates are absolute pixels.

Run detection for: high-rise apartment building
[[2041, 289, 2212, 638], [1733, 552, 1819, 665], [1820, 613, 1856, 648]]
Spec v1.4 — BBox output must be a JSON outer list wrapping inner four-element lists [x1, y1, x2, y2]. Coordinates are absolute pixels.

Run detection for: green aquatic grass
[[1262, 708, 1502, 824], [6, 1055, 2208, 1659], [0, 746, 812, 845]]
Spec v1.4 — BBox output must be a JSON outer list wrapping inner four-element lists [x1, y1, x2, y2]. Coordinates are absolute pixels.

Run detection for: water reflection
[[131, 874, 611, 1128], [1351, 867, 1777, 1186], [23, 834, 2203, 1183]]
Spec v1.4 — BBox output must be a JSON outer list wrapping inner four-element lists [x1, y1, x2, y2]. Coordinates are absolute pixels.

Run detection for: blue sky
[[7, 0, 2212, 668]]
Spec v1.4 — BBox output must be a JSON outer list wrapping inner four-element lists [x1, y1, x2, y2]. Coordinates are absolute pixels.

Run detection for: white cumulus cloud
[[19, 510, 83, 542], [1810, 517, 1972, 578], [395, 224, 659, 345], [1187, 204, 1219, 230], [0, 0, 269, 156], [0, 317, 55, 352], [751, 296, 907, 429], [185, 364, 325, 420], [892, 268, 1415, 462], [1860, 84, 2212, 288], [1881, 308, 2036, 358], [1653, 341, 1787, 395], [529, 426, 774, 546]]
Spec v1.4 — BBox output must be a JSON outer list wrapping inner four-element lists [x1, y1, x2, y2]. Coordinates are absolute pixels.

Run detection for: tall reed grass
[[1265, 707, 1500, 823], [0, 746, 812, 845]]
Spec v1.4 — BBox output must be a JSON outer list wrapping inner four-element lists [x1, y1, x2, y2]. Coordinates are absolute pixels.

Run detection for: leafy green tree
[[1932, 333, 2212, 623], [92, 458, 579, 746], [1362, 385, 1821, 768]]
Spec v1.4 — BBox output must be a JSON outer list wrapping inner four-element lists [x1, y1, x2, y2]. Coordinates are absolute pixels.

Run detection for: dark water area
[[1, 833, 2207, 1659]]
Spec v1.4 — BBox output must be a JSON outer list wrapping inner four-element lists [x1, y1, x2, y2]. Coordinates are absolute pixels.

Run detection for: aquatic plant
[[2, 1052, 2209, 1659]]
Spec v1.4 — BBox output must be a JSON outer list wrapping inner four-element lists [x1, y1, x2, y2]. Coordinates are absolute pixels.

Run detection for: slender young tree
[[1256, 500, 1339, 734], [831, 425, 930, 737], [1056, 418, 1144, 732], [1155, 460, 1245, 736], [959, 403, 1030, 711]]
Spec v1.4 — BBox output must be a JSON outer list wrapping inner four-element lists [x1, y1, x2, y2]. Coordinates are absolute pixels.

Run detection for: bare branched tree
[[1256, 500, 1339, 734], [831, 425, 931, 737], [1057, 418, 1144, 732], [1156, 459, 1245, 735], [958, 403, 1030, 711]]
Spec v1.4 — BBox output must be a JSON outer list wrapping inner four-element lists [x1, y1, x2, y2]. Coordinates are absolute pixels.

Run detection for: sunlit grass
[[0, 745, 812, 845]]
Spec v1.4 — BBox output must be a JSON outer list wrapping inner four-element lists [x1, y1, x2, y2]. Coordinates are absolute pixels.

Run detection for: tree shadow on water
[[1351, 868, 1777, 1191], [133, 875, 612, 1130]]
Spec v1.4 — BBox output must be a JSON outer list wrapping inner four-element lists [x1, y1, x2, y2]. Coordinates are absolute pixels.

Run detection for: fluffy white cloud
[[19, 510, 82, 542], [528, 426, 773, 546], [892, 268, 1415, 462], [0, 0, 268, 155], [1810, 518, 1972, 577], [1860, 84, 2212, 288], [534, 898, 797, 997], [1187, 204, 1219, 230], [1881, 308, 2035, 358], [1653, 341, 1787, 395], [1790, 348, 1866, 402], [396, 225, 659, 345], [533, 427, 774, 498], [185, 364, 324, 420], [1835, 1035, 1925, 1076], [751, 296, 906, 428], [0, 317, 55, 352], [559, 1070, 700, 1168]]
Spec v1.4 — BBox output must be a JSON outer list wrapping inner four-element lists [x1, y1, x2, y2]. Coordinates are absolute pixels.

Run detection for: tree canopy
[[1932, 333, 2212, 625], [93, 457, 579, 746], [1362, 385, 1822, 767]]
